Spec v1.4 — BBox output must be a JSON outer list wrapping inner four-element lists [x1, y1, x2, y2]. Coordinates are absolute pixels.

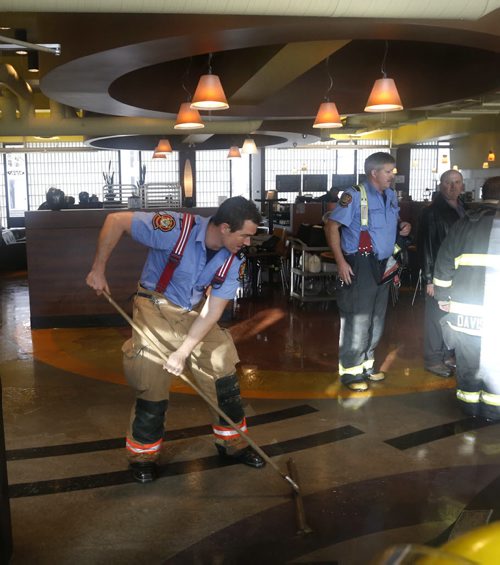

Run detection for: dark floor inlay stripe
[[385, 417, 495, 450], [164, 465, 500, 565], [8, 425, 362, 498], [263, 425, 363, 456], [7, 404, 318, 461]]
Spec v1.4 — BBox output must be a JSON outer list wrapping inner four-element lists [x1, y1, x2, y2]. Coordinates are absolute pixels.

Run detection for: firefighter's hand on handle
[[163, 350, 188, 376], [85, 269, 110, 296]]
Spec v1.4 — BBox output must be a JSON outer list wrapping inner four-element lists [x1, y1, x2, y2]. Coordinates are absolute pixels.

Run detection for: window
[[139, 150, 180, 185], [230, 152, 250, 199], [0, 155, 6, 228], [195, 150, 232, 207], [409, 142, 450, 201], [25, 143, 119, 210], [5, 150, 27, 218]]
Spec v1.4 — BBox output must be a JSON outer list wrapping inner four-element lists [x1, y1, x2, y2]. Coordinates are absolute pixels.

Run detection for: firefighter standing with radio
[[86, 196, 265, 483], [433, 176, 500, 421], [325, 152, 411, 392]]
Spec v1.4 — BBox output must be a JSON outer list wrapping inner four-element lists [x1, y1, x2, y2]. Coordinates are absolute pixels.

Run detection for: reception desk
[[25, 208, 215, 329]]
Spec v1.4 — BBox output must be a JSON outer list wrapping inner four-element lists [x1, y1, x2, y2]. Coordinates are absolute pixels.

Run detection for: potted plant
[[103, 160, 115, 201], [128, 164, 146, 209]]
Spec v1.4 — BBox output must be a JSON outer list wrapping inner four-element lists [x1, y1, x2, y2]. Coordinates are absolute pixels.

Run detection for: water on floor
[[1, 272, 499, 564]]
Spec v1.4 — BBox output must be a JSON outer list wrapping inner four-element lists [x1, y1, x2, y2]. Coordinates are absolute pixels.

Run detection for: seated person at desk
[[314, 187, 340, 203]]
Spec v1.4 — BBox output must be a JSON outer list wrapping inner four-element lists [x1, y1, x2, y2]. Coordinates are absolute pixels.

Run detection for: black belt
[[137, 284, 157, 300], [137, 292, 153, 299]]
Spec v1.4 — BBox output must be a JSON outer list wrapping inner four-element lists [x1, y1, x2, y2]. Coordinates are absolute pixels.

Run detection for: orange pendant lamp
[[154, 138, 173, 156], [174, 102, 204, 130], [364, 78, 403, 112], [313, 102, 343, 129], [364, 41, 403, 113], [191, 53, 229, 110], [227, 146, 241, 158], [313, 56, 343, 129]]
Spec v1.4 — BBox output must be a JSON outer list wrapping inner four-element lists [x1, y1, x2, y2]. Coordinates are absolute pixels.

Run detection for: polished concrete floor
[[1, 271, 500, 564]]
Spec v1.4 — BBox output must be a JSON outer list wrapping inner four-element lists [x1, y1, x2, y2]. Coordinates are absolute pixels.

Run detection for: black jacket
[[433, 204, 499, 334], [417, 192, 463, 284]]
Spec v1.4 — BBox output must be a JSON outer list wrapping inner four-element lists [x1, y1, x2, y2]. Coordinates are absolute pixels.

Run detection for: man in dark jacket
[[433, 176, 500, 420], [417, 170, 465, 377]]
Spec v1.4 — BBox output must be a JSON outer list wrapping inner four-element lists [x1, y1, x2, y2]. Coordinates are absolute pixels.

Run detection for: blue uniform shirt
[[131, 211, 243, 309], [329, 182, 399, 260]]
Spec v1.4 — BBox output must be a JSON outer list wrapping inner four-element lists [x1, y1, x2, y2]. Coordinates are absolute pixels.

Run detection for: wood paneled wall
[[25, 208, 215, 328]]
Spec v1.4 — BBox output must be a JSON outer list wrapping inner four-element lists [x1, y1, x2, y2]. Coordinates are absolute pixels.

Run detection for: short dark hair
[[211, 196, 262, 231], [364, 152, 396, 176], [482, 176, 500, 201]]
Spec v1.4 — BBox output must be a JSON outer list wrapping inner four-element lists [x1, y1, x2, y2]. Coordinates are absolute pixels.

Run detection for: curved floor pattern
[[2, 275, 499, 564], [30, 290, 455, 399]]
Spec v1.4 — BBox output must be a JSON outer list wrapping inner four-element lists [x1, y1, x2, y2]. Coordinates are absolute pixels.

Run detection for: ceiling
[[0, 1, 499, 151]]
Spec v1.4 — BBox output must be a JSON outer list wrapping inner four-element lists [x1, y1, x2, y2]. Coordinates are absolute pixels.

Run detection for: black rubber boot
[[129, 461, 158, 483], [216, 444, 266, 468]]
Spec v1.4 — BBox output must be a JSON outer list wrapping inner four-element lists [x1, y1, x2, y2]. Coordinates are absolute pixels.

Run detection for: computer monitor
[[303, 174, 328, 192], [276, 174, 301, 192], [331, 174, 356, 189]]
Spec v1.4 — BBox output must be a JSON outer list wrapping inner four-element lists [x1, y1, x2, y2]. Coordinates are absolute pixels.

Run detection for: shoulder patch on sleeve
[[339, 192, 353, 208], [152, 212, 176, 232]]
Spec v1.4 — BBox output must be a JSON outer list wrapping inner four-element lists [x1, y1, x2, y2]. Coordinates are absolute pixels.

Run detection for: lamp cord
[[380, 40, 389, 78], [324, 55, 333, 102], [181, 57, 193, 101]]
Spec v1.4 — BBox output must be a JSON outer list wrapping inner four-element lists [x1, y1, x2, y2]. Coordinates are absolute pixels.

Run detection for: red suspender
[[211, 253, 236, 288], [154, 213, 237, 294], [155, 213, 195, 293]]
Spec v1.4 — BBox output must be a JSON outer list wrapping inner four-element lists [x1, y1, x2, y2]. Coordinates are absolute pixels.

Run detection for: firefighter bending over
[[86, 196, 265, 483]]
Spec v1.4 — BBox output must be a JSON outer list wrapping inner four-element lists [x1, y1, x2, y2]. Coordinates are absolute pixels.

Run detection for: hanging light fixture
[[154, 138, 173, 155], [241, 138, 258, 154], [174, 102, 204, 130], [487, 149, 496, 163], [191, 53, 229, 110], [364, 41, 403, 113], [313, 102, 342, 129], [227, 146, 241, 158], [174, 58, 205, 130], [483, 162, 489, 169], [313, 56, 343, 129], [27, 50, 39, 73], [14, 29, 28, 55]]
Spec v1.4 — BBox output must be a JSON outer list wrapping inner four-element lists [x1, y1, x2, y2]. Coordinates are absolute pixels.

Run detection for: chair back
[[272, 227, 289, 257]]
